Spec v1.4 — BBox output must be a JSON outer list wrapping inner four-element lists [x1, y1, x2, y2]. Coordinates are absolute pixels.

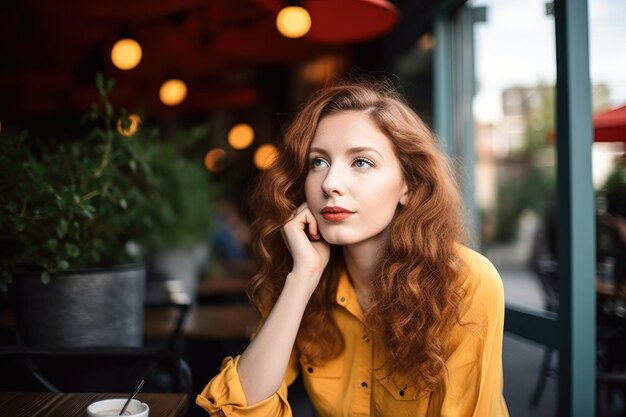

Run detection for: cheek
[[304, 177, 315, 203], [366, 177, 403, 205]]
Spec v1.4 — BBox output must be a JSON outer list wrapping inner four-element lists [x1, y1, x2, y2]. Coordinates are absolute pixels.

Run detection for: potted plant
[[0, 74, 217, 346], [140, 123, 221, 304]]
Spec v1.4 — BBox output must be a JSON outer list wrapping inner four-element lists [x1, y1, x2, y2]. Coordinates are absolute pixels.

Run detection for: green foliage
[[494, 157, 555, 242], [135, 124, 220, 252], [491, 84, 557, 243], [524, 85, 555, 153], [0, 74, 217, 290]]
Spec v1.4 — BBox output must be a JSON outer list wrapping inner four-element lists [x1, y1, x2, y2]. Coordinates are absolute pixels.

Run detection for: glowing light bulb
[[254, 144, 279, 170], [204, 148, 227, 172], [116, 114, 141, 137], [276, 6, 311, 39], [111, 38, 142, 70], [228, 123, 255, 150], [159, 79, 187, 106]]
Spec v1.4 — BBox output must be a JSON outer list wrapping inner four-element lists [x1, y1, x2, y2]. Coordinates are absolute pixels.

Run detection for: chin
[[318, 229, 355, 246], [322, 236, 346, 245]]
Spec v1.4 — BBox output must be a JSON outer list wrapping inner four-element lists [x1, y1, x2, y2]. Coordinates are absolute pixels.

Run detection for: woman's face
[[305, 111, 408, 247]]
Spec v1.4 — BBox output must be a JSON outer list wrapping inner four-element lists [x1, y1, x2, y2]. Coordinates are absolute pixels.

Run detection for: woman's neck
[[342, 240, 383, 311]]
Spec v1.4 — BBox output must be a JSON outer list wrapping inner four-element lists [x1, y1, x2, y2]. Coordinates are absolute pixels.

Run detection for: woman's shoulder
[[454, 244, 505, 314]]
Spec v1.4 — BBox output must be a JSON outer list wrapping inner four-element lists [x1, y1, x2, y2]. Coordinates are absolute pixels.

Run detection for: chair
[[529, 256, 559, 408], [596, 300, 626, 415], [530, 258, 626, 415], [144, 300, 191, 356], [0, 345, 193, 398]]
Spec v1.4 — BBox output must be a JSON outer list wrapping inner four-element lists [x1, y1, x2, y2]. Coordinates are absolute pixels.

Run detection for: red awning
[[594, 105, 626, 142]]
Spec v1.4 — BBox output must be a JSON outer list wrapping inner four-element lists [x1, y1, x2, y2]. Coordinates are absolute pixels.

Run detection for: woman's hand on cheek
[[281, 202, 331, 291]]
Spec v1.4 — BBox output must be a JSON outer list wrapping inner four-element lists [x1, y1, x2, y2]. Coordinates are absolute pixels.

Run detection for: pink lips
[[320, 206, 354, 222]]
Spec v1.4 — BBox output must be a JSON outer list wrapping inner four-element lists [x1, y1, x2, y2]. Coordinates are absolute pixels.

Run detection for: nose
[[321, 165, 345, 197]]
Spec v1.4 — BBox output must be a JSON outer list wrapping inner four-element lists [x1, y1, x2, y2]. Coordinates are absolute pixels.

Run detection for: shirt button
[[362, 335, 370, 342], [361, 382, 368, 389], [399, 390, 405, 397], [339, 296, 346, 304], [307, 367, 314, 374]]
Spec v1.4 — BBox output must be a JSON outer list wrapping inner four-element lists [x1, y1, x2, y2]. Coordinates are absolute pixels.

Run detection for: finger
[[282, 204, 311, 246], [285, 202, 309, 224], [302, 208, 320, 239]]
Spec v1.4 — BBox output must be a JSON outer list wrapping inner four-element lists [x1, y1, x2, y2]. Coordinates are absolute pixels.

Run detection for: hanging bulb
[[228, 123, 255, 150], [111, 38, 142, 70], [159, 79, 187, 106], [204, 148, 227, 172], [254, 144, 279, 170], [276, 6, 311, 39]]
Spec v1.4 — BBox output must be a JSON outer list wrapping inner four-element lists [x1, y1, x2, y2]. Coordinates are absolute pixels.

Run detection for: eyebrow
[[309, 146, 385, 161]]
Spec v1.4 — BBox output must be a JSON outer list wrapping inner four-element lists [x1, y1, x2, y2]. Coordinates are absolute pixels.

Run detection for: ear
[[399, 183, 409, 206]]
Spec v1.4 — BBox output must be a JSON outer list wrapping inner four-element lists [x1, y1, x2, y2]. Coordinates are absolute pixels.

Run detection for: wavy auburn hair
[[247, 80, 466, 389]]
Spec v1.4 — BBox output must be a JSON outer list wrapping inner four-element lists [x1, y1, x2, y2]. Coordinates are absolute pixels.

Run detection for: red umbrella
[[547, 104, 626, 143], [594, 105, 626, 142]]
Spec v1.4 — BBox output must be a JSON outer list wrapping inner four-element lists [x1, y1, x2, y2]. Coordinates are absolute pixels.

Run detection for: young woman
[[197, 82, 509, 416]]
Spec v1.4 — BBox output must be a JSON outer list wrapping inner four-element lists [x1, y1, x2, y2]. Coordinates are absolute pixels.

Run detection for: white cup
[[86, 398, 149, 417]]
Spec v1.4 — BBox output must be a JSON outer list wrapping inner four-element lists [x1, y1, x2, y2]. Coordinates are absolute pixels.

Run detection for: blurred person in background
[[600, 154, 626, 293], [209, 198, 254, 279]]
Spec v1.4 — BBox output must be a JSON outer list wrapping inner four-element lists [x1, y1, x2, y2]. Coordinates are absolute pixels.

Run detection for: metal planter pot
[[10, 264, 145, 347]]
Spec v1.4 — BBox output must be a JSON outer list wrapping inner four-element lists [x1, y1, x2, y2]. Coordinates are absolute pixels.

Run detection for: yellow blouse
[[197, 246, 509, 417]]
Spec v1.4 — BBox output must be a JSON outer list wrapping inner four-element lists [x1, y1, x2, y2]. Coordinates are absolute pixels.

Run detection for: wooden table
[[197, 277, 249, 297], [0, 392, 188, 417], [196, 277, 250, 304], [183, 305, 259, 341], [143, 305, 259, 342], [1, 302, 259, 344]]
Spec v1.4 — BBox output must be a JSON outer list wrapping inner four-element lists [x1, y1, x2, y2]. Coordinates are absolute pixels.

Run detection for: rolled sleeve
[[196, 355, 293, 417]]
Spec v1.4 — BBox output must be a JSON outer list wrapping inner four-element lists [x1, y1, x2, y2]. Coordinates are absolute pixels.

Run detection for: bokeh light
[[254, 144, 279, 170], [116, 114, 141, 137], [228, 123, 255, 150], [204, 148, 227, 172], [276, 6, 311, 39], [419, 33, 436, 51], [159, 79, 187, 106], [111, 38, 142, 70]]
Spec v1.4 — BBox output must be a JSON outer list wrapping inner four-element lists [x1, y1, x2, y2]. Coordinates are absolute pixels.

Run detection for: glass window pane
[[470, 3, 559, 411], [471, 0, 557, 317], [590, 1, 626, 415]]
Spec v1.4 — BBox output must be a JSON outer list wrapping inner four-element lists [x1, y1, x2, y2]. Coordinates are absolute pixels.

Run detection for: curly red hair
[[247, 80, 467, 390]]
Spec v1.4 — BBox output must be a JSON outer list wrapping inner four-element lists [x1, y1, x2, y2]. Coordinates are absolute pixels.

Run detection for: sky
[[472, 0, 626, 123]]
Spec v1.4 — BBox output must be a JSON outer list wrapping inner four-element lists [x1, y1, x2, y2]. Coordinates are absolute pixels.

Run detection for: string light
[[116, 114, 141, 137]]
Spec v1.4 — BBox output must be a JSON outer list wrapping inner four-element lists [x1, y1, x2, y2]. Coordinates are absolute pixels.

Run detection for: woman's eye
[[353, 157, 374, 168], [310, 157, 329, 168]]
